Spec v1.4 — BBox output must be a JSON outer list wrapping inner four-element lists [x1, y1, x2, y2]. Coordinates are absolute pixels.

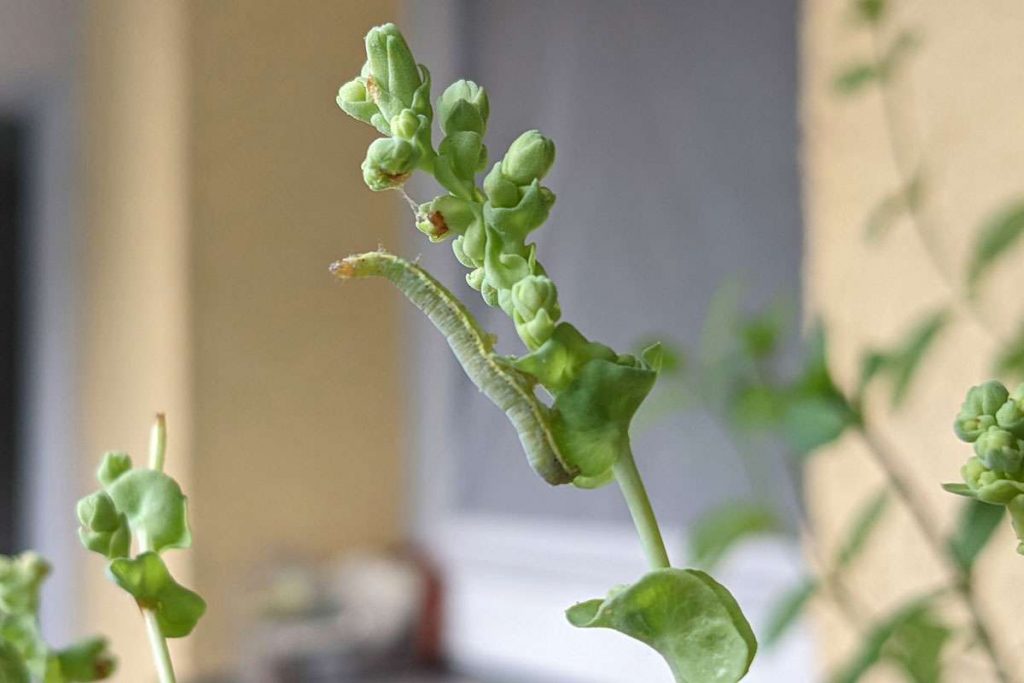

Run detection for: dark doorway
[[0, 120, 25, 554]]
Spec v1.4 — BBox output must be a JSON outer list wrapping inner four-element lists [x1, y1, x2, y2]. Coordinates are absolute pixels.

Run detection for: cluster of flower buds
[[338, 25, 663, 489], [337, 24, 434, 191], [947, 380, 1024, 552]]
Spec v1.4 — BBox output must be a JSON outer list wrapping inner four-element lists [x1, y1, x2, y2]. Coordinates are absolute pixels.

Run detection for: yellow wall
[[802, 1, 1024, 679], [82, 1, 403, 678]]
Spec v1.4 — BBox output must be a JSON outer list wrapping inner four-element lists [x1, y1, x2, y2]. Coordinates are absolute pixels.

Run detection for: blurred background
[[2, 0, 1024, 681]]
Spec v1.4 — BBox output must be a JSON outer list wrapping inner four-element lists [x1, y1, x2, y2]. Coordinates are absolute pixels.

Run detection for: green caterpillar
[[331, 250, 576, 485]]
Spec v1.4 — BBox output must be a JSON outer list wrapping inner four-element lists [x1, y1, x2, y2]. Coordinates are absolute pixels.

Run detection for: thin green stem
[[613, 446, 671, 570], [140, 413, 177, 683], [149, 413, 167, 472]]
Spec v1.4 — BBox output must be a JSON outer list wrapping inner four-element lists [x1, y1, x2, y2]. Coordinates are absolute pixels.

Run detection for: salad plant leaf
[[566, 569, 756, 683]]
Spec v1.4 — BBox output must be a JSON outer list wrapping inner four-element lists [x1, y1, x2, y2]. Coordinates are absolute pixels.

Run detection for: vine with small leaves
[[657, 1, 1024, 682]]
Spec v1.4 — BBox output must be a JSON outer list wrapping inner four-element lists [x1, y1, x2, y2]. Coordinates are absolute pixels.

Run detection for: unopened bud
[[954, 380, 1009, 442], [501, 130, 555, 185]]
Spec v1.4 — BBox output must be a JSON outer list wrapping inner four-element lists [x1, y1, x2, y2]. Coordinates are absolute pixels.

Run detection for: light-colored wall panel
[[802, 1, 1024, 679]]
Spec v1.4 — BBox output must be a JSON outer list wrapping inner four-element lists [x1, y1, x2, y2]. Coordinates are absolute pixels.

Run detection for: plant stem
[[613, 446, 671, 570], [141, 413, 178, 683], [856, 424, 1014, 683]]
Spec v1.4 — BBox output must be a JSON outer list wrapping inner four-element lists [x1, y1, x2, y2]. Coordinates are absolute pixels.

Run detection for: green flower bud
[[973, 426, 1024, 475], [98, 451, 132, 487], [485, 180, 556, 239], [77, 491, 120, 533], [390, 109, 421, 141], [517, 308, 557, 350], [501, 130, 555, 185], [954, 380, 1009, 442], [437, 80, 489, 135], [0, 552, 50, 615], [511, 275, 560, 328], [77, 492, 132, 559], [466, 267, 485, 291], [481, 281, 499, 307], [996, 383, 1024, 437], [483, 162, 520, 208], [337, 78, 381, 128], [362, 137, 418, 191], [364, 24, 421, 119]]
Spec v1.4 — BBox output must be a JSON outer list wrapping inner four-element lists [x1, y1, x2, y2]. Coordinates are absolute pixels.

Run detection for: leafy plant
[[76, 415, 204, 683], [334, 23, 756, 683]]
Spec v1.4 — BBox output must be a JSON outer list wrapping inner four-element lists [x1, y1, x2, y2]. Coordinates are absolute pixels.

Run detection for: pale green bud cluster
[[337, 23, 434, 192], [0, 552, 116, 680], [947, 381, 1024, 553], [339, 25, 663, 489]]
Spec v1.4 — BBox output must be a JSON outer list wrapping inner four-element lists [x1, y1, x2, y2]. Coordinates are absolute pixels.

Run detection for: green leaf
[[55, 638, 116, 682], [781, 396, 851, 455], [968, 199, 1024, 295], [834, 64, 879, 95], [948, 499, 1004, 572], [567, 568, 756, 683], [886, 311, 947, 408], [994, 323, 1024, 380], [105, 470, 192, 554], [864, 175, 922, 241], [941, 482, 975, 497], [836, 490, 889, 568], [690, 502, 781, 569], [107, 553, 206, 638], [830, 599, 944, 683], [0, 553, 51, 616], [881, 608, 950, 683], [854, 0, 886, 24], [550, 357, 657, 482], [762, 579, 817, 647], [0, 640, 29, 683]]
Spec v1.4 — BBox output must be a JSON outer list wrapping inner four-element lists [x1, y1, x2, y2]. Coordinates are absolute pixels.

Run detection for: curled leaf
[[566, 568, 756, 683], [107, 552, 206, 638], [106, 470, 192, 553]]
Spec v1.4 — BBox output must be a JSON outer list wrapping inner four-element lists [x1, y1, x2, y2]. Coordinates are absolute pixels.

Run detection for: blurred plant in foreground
[[651, 1, 1024, 681]]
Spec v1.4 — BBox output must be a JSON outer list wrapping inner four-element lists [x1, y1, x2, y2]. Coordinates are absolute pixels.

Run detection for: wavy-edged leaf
[[968, 199, 1024, 295], [837, 490, 889, 568], [690, 502, 781, 569], [107, 552, 205, 638], [762, 578, 817, 647], [948, 499, 1004, 572], [106, 470, 191, 554], [567, 568, 756, 683]]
